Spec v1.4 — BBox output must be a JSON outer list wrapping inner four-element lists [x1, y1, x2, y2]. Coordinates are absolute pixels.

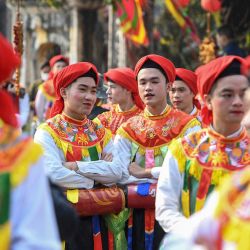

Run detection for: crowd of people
[[1, 25, 250, 250]]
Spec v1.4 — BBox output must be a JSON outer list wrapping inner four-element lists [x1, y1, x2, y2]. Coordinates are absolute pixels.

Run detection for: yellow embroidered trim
[[176, 118, 201, 139], [39, 84, 55, 102], [39, 123, 112, 158], [170, 139, 228, 185], [11, 141, 43, 188], [0, 222, 10, 250], [117, 128, 170, 156]]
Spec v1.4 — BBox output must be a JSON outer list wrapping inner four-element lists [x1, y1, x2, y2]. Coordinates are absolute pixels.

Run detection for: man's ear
[[166, 82, 171, 92], [60, 88, 67, 99], [204, 94, 212, 110]]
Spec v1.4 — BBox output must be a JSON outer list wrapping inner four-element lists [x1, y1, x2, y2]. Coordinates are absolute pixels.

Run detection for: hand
[[128, 163, 152, 179], [101, 152, 113, 162], [63, 162, 78, 171]]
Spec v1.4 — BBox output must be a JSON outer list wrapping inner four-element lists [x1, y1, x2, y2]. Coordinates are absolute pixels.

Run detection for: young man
[[95, 67, 143, 135], [0, 33, 61, 250], [156, 55, 250, 235], [169, 68, 200, 117], [115, 54, 201, 249], [34, 62, 123, 250], [35, 55, 69, 123]]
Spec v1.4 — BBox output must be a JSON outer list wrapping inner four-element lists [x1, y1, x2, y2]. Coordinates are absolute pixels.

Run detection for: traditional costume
[[95, 68, 143, 135], [115, 55, 201, 249], [34, 62, 124, 250], [35, 55, 69, 123], [156, 56, 250, 234], [0, 34, 60, 250]]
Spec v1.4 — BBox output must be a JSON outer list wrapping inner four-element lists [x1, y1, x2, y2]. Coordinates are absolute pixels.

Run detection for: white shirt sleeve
[[76, 138, 123, 185], [34, 128, 122, 188], [17, 93, 30, 128], [11, 156, 61, 250], [35, 89, 46, 123], [155, 149, 187, 233]]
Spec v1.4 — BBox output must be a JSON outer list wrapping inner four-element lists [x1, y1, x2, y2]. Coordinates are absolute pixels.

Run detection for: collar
[[189, 106, 197, 116], [210, 125, 243, 139], [61, 113, 87, 126]]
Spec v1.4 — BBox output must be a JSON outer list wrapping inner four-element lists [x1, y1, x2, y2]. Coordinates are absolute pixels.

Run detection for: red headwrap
[[245, 55, 250, 72], [175, 68, 200, 109], [50, 62, 99, 118], [48, 55, 69, 80], [134, 54, 176, 83], [0, 33, 20, 84], [104, 67, 144, 109], [196, 55, 248, 126], [0, 90, 18, 128], [49, 55, 69, 68]]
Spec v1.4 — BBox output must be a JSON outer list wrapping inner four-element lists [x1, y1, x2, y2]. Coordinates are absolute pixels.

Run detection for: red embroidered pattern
[[119, 107, 194, 148], [47, 114, 106, 147], [97, 104, 142, 135], [182, 128, 250, 169]]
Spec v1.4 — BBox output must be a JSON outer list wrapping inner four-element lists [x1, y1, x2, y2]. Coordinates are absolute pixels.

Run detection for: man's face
[[216, 34, 228, 49], [205, 75, 249, 127], [62, 77, 97, 118], [41, 66, 50, 81], [52, 61, 68, 74], [169, 80, 194, 113], [106, 81, 128, 105], [137, 68, 168, 108]]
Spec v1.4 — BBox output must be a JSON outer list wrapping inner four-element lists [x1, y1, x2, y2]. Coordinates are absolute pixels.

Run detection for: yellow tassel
[[66, 189, 79, 203], [0, 222, 11, 250], [195, 197, 206, 212], [103, 129, 112, 148], [181, 190, 190, 218], [168, 139, 186, 173], [11, 140, 43, 187]]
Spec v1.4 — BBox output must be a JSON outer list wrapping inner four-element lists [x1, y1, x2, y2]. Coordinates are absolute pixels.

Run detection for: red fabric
[[245, 55, 250, 72], [0, 90, 18, 128], [49, 55, 69, 68], [0, 33, 20, 84], [134, 54, 176, 83], [48, 55, 69, 80], [175, 68, 201, 109], [104, 67, 144, 109], [50, 62, 99, 118], [196, 55, 248, 125]]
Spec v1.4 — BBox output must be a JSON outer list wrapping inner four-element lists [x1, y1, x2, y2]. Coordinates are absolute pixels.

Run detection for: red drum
[[127, 183, 157, 209], [67, 186, 125, 216]]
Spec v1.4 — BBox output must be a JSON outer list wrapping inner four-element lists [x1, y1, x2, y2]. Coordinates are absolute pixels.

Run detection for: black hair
[[217, 25, 235, 40], [140, 59, 169, 82], [40, 61, 50, 70], [78, 68, 98, 83]]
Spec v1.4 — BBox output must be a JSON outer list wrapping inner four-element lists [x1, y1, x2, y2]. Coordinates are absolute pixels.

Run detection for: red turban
[[48, 55, 69, 80], [134, 54, 176, 83], [0, 33, 20, 84], [0, 90, 18, 128], [104, 67, 144, 109], [175, 68, 200, 109], [245, 55, 250, 72], [49, 55, 69, 68], [196, 55, 248, 125], [50, 62, 99, 118]]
